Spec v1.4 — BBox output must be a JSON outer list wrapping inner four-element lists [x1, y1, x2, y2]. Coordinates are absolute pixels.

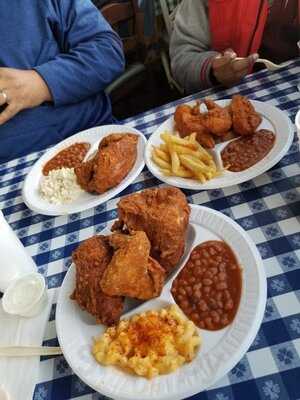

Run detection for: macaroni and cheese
[[92, 304, 201, 379]]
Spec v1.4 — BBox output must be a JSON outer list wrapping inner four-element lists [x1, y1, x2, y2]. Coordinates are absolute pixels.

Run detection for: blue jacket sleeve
[[34, 0, 125, 106]]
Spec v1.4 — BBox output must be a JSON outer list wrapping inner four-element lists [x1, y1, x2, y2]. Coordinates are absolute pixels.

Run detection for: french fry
[[151, 131, 221, 183], [179, 155, 212, 173], [153, 147, 170, 162], [159, 143, 168, 152], [159, 168, 173, 176], [173, 167, 194, 178], [170, 148, 180, 174], [188, 132, 197, 142], [161, 133, 198, 150], [169, 144, 211, 164], [194, 172, 207, 183], [170, 144, 198, 156], [160, 167, 193, 178], [151, 152, 171, 170]]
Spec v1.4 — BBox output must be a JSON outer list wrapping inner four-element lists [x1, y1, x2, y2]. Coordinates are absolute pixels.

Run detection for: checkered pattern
[[0, 59, 300, 400]]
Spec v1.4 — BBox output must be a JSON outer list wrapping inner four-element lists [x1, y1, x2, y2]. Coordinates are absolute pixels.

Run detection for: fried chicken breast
[[100, 231, 165, 300], [71, 235, 124, 326], [75, 133, 138, 194], [112, 187, 190, 273]]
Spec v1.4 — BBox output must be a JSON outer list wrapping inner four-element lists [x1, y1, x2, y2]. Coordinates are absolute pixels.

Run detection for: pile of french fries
[[151, 132, 221, 183]]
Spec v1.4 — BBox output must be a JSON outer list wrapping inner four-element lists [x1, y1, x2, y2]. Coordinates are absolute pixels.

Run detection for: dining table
[[0, 58, 299, 400]]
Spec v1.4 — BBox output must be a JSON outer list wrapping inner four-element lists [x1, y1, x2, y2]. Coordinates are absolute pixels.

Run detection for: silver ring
[[0, 90, 8, 104]]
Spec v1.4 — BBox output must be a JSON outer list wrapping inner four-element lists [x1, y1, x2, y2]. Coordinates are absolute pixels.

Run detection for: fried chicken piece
[[71, 235, 124, 326], [100, 231, 165, 300], [112, 187, 190, 273], [200, 99, 232, 136], [74, 158, 94, 192], [75, 133, 138, 194], [230, 95, 262, 136], [214, 130, 240, 144], [174, 104, 215, 148]]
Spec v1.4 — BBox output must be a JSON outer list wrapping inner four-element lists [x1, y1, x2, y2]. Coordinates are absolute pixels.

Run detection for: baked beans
[[43, 142, 91, 176], [221, 129, 275, 172], [171, 241, 242, 330]]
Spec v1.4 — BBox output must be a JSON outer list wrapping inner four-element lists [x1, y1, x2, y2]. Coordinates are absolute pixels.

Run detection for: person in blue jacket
[[0, 0, 125, 163]]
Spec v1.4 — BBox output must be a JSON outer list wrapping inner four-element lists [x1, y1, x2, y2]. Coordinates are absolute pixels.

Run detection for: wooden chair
[[100, 1, 147, 103]]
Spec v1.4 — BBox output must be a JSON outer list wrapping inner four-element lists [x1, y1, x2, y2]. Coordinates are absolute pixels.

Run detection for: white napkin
[[0, 290, 53, 400]]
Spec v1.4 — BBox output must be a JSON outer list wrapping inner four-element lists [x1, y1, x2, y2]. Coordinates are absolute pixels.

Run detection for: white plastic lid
[[2, 272, 47, 318]]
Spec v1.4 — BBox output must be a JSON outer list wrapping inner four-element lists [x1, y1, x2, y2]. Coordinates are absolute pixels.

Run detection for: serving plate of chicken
[[145, 96, 293, 190], [56, 187, 266, 400], [22, 125, 147, 215]]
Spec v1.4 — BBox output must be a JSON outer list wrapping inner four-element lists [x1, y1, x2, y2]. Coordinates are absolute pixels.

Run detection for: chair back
[[101, 1, 136, 25], [101, 0, 141, 53]]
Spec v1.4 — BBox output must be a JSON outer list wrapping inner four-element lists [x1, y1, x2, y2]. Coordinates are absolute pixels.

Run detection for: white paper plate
[[56, 204, 267, 400], [145, 99, 293, 190], [22, 125, 147, 216]]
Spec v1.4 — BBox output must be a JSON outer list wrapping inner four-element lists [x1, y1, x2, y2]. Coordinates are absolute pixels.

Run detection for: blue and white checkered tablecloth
[[1, 59, 300, 400]]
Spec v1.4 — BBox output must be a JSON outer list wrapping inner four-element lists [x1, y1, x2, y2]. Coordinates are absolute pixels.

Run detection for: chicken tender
[[200, 99, 232, 135], [75, 133, 138, 193], [100, 231, 165, 300], [71, 235, 124, 326], [230, 95, 262, 135], [112, 187, 190, 273]]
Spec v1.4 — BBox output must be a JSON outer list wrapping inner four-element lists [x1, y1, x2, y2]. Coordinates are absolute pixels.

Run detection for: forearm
[[171, 49, 218, 93]]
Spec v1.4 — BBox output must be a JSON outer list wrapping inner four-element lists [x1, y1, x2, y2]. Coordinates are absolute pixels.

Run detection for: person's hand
[[0, 68, 52, 125], [211, 49, 259, 87]]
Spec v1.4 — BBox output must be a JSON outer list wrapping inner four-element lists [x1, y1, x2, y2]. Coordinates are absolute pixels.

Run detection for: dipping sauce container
[[0, 210, 47, 317]]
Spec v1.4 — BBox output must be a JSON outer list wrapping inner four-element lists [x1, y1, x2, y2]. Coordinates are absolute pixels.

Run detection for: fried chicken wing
[[174, 104, 215, 148], [71, 235, 124, 326], [75, 133, 138, 194], [112, 187, 190, 273], [100, 231, 165, 300], [230, 95, 262, 135]]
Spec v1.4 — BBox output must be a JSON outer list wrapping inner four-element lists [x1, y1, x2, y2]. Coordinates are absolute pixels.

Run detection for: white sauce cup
[[2, 273, 47, 318]]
